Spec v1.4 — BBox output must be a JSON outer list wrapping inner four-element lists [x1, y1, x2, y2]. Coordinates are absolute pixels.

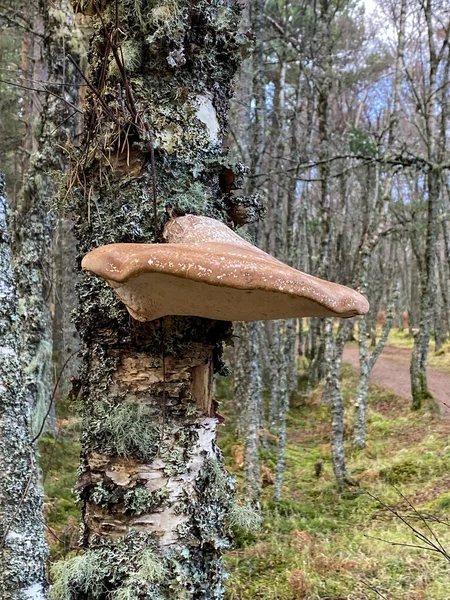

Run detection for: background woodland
[[2, 0, 450, 598]]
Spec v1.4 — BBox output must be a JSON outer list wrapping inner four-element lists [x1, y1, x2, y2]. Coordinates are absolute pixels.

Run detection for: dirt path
[[343, 344, 450, 416]]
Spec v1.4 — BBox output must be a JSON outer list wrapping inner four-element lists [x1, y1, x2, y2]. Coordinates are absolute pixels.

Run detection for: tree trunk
[[52, 1, 245, 597], [244, 321, 262, 501], [12, 0, 82, 433], [52, 218, 81, 403], [273, 320, 288, 502], [233, 321, 248, 440], [354, 275, 396, 449], [410, 170, 439, 409], [0, 175, 48, 600], [323, 319, 356, 490], [267, 320, 281, 431], [410, 1, 443, 410]]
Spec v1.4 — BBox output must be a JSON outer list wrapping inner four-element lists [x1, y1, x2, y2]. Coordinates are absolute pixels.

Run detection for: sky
[[364, 0, 378, 14]]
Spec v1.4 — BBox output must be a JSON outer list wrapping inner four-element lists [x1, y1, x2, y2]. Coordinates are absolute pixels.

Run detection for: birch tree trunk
[[354, 277, 396, 449], [273, 320, 288, 502], [323, 319, 356, 490], [51, 2, 245, 598], [52, 219, 81, 402], [12, 0, 83, 432], [409, 1, 447, 409], [232, 0, 265, 487], [244, 321, 262, 501], [0, 175, 48, 600], [233, 321, 248, 440]]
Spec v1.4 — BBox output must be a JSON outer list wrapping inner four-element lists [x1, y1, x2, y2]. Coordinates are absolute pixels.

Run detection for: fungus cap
[[81, 215, 369, 322]]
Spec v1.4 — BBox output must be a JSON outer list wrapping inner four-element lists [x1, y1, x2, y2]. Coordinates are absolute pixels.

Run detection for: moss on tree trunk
[[52, 1, 247, 598]]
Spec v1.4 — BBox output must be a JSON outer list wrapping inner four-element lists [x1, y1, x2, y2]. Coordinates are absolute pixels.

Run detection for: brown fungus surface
[[82, 215, 369, 322]]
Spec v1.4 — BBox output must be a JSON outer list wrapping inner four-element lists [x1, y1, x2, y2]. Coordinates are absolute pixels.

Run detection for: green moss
[[380, 456, 450, 485], [412, 372, 439, 412], [39, 433, 82, 537], [437, 495, 450, 510]]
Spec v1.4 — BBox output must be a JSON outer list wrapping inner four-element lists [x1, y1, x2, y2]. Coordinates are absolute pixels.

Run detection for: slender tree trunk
[[233, 321, 248, 439], [307, 0, 332, 393], [244, 321, 262, 501], [410, 1, 443, 410], [248, 0, 266, 185], [52, 218, 81, 403], [434, 288, 443, 352], [273, 320, 288, 502], [323, 319, 356, 490], [437, 247, 450, 340], [354, 278, 396, 449], [232, 0, 265, 493], [411, 171, 439, 409], [52, 2, 244, 597], [267, 320, 281, 431], [0, 175, 48, 600]]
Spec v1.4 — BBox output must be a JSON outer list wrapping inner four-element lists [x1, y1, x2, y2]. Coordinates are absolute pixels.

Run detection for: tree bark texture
[[323, 319, 356, 490], [52, 1, 245, 598], [232, 321, 247, 440], [0, 175, 48, 600], [410, 171, 439, 409], [354, 264, 397, 449], [52, 218, 81, 402], [12, 0, 83, 432], [243, 321, 262, 501], [273, 321, 288, 503], [410, 1, 445, 410]]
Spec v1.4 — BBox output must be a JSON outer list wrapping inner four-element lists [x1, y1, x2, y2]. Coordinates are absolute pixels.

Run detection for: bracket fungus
[[82, 215, 369, 322]]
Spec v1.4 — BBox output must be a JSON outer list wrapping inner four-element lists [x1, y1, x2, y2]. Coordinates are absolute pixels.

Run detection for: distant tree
[[408, 1, 450, 409]]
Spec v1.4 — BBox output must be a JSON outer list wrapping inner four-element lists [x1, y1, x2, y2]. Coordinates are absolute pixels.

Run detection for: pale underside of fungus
[[81, 215, 369, 322]]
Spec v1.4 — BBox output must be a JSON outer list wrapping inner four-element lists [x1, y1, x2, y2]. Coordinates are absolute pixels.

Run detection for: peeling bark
[[53, 1, 245, 597]]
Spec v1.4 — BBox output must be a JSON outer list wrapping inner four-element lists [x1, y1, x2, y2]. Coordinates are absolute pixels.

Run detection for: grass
[[38, 419, 81, 557], [40, 359, 450, 598], [217, 364, 450, 600], [387, 329, 450, 372]]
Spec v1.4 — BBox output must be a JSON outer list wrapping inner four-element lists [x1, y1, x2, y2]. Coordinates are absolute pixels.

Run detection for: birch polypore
[[82, 215, 369, 322]]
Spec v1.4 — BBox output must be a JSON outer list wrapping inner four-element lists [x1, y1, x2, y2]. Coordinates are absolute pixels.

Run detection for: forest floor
[[39, 334, 450, 599], [343, 343, 450, 416]]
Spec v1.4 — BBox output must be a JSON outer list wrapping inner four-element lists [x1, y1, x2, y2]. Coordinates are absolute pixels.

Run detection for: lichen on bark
[[11, 0, 84, 433], [0, 175, 48, 600], [53, 0, 247, 597]]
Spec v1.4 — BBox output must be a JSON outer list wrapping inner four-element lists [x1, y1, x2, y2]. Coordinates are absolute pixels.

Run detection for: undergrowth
[[40, 355, 450, 597], [388, 329, 450, 372], [217, 362, 450, 599]]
